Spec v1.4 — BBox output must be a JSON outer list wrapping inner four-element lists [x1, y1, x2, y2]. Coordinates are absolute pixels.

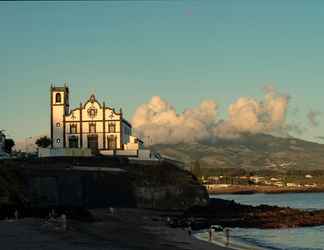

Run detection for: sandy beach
[[0, 208, 234, 250]]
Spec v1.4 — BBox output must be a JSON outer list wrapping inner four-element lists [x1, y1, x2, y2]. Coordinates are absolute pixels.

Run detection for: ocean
[[204, 193, 324, 250]]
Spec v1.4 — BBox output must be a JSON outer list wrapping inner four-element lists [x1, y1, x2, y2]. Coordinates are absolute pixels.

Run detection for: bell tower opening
[[50, 85, 70, 148], [55, 93, 62, 103]]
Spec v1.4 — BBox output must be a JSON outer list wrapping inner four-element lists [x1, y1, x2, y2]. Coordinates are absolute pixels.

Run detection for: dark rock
[[183, 198, 324, 229], [0, 157, 208, 218]]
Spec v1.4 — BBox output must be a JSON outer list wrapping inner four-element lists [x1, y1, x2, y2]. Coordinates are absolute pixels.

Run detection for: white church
[[40, 85, 147, 158]]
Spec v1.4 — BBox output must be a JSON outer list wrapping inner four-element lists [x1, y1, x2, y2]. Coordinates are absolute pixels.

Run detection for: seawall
[[0, 157, 208, 216]]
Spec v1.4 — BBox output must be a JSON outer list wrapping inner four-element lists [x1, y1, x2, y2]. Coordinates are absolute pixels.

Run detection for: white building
[[0, 131, 10, 159], [0, 131, 5, 153], [50, 85, 143, 154]]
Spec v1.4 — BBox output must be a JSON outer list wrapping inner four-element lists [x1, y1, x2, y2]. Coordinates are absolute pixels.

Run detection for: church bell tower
[[50, 84, 69, 148]]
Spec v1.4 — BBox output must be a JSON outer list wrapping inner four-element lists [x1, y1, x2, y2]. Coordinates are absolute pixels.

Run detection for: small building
[[204, 184, 230, 191], [249, 176, 265, 184], [207, 176, 220, 184], [305, 183, 317, 188], [0, 131, 9, 159], [286, 182, 298, 187], [273, 181, 284, 187], [0, 131, 5, 153]]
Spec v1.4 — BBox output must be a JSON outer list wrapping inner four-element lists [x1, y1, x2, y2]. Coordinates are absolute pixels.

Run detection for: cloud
[[214, 86, 293, 138], [131, 96, 218, 144], [307, 110, 321, 127], [132, 86, 297, 144]]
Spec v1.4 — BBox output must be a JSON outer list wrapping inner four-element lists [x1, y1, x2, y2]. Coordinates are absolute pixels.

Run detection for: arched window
[[55, 93, 62, 103], [108, 122, 116, 133], [107, 135, 117, 150], [89, 123, 96, 133], [70, 124, 77, 134]]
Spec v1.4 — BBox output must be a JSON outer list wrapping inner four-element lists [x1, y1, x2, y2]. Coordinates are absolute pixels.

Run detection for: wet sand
[[0, 209, 234, 250]]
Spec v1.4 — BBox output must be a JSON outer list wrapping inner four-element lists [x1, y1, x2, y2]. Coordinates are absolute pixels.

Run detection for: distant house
[[273, 181, 284, 187], [249, 176, 265, 184], [207, 176, 220, 183], [205, 184, 230, 191], [305, 183, 317, 188], [0, 131, 5, 153], [0, 131, 9, 159]]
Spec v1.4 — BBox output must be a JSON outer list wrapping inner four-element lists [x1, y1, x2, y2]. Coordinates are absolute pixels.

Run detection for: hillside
[[150, 134, 324, 173]]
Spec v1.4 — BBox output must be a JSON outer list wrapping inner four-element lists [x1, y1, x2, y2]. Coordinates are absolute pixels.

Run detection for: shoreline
[[207, 185, 324, 195], [0, 208, 235, 250], [194, 230, 263, 250]]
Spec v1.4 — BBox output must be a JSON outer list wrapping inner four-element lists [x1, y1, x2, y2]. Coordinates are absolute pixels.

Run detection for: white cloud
[[214, 86, 290, 137], [132, 86, 297, 144], [132, 96, 218, 144]]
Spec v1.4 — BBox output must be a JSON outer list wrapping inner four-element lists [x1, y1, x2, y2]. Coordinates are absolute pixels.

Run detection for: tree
[[192, 160, 202, 179], [4, 139, 15, 154], [35, 136, 51, 148]]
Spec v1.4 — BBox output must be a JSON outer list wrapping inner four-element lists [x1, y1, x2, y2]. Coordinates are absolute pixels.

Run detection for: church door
[[87, 135, 98, 154], [107, 135, 117, 150], [69, 136, 78, 148]]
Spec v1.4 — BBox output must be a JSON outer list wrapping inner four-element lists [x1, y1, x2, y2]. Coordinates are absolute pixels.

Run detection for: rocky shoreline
[[174, 198, 324, 229]]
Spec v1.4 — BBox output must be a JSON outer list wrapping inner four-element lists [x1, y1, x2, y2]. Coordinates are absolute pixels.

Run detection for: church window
[[87, 107, 97, 119], [56, 122, 61, 127], [89, 123, 96, 133], [108, 122, 116, 133], [55, 93, 62, 103], [70, 124, 77, 134], [56, 138, 61, 144]]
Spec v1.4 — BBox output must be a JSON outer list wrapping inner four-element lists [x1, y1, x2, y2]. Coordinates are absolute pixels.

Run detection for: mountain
[[150, 134, 324, 172]]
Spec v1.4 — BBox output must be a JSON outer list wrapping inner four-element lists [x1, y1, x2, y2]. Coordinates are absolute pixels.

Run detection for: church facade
[[50, 85, 142, 153]]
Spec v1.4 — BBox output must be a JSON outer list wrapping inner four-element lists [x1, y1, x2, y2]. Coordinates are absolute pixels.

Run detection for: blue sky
[[0, 1, 323, 142]]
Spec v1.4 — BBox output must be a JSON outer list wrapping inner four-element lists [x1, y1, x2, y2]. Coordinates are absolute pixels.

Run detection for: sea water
[[208, 193, 324, 250]]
